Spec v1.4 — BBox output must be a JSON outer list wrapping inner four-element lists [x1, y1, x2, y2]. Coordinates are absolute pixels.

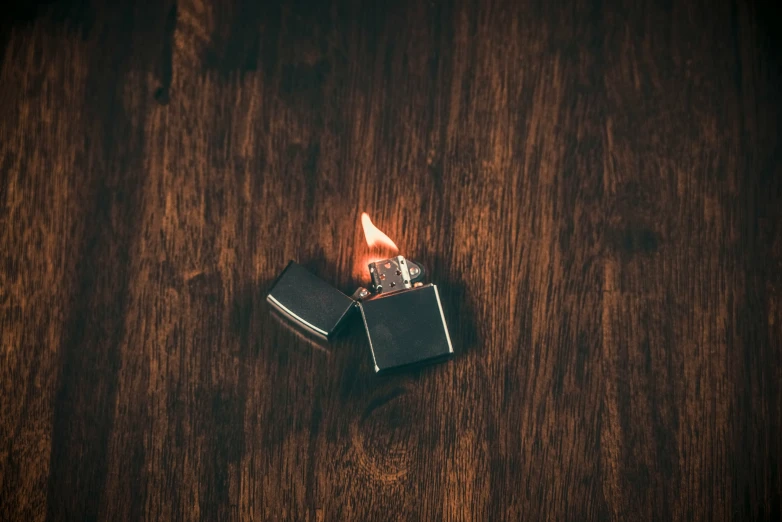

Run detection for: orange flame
[[361, 212, 399, 251], [354, 212, 399, 283]]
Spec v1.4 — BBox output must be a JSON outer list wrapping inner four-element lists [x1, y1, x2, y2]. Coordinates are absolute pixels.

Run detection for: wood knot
[[608, 226, 660, 255], [607, 182, 663, 256], [281, 59, 330, 98], [350, 385, 421, 482]]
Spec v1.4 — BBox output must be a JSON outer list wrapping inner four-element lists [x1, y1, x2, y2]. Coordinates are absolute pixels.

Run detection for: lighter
[[266, 256, 454, 373], [358, 255, 453, 372]]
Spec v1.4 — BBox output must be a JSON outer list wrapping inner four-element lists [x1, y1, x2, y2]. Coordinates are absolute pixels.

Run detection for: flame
[[354, 212, 399, 283], [361, 212, 398, 251]]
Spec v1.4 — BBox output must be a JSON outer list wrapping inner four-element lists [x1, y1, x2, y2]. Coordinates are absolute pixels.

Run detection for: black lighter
[[358, 255, 453, 372], [266, 256, 453, 373]]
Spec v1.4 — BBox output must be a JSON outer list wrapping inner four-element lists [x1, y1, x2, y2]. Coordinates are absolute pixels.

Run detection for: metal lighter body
[[358, 283, 453, 373], [358, 256, 454, 373]]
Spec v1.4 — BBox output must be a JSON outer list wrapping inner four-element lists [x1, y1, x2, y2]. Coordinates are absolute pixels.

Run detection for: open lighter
[[358, 255, 453, 372], [266, 256, 454, 373]]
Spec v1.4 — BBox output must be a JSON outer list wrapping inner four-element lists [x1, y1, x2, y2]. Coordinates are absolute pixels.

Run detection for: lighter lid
[[266, 261, 355, 340]]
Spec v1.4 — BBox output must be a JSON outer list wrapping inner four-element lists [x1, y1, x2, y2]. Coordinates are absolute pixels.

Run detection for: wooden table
[[1, 0, 780, 520]]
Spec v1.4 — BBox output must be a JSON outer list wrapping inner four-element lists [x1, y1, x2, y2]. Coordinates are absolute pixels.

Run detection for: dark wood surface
[[1, 0, 781, 520]]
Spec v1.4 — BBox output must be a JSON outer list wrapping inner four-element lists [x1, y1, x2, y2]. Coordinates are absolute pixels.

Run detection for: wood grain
[[1, 0, 780, 520]]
